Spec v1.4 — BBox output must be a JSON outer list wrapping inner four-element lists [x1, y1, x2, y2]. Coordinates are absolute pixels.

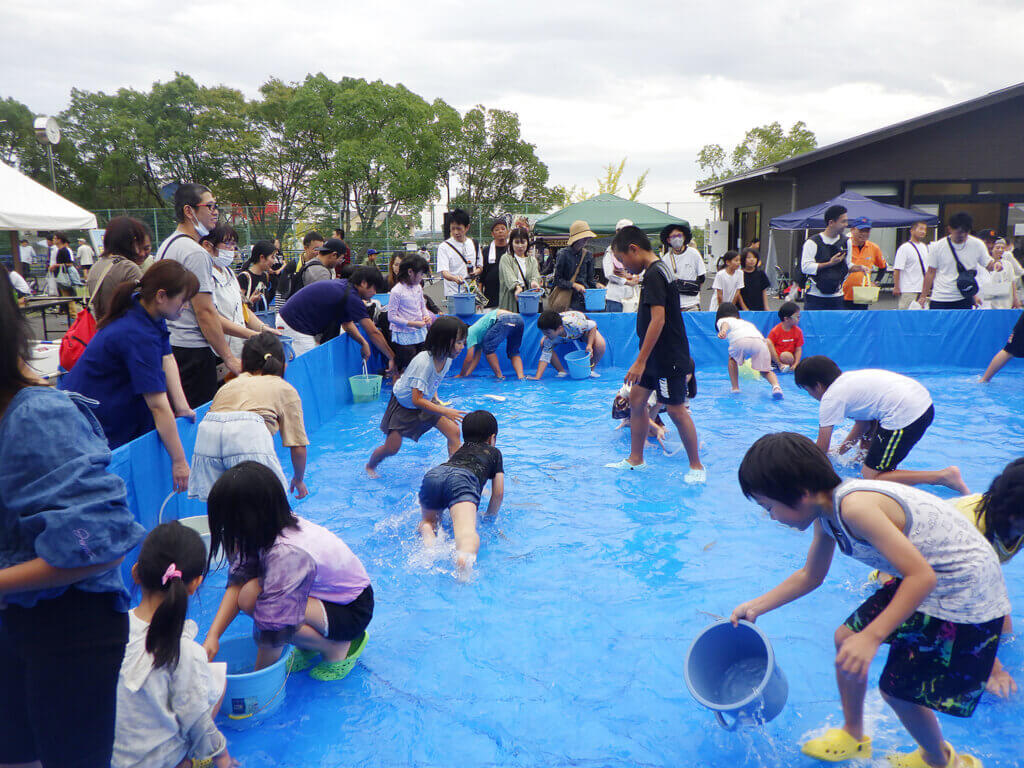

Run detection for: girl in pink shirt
[[387, 254, 434, 372]]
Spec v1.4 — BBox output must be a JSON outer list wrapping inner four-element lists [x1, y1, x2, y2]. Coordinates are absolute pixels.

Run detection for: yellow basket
[[852, 285, 880, 304]]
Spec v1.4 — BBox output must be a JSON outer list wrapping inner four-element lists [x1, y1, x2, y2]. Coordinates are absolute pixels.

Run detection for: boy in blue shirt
[[455, 309, 526, 380]]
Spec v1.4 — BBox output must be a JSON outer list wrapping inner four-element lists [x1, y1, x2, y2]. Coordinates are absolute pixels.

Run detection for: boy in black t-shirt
[[418, 410, 505, 571], [605, 227, 705, 483]]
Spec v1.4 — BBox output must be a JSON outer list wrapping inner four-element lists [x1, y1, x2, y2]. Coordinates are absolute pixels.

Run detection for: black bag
[[946, 237, 979, 299], [811, 234, 848, 295]]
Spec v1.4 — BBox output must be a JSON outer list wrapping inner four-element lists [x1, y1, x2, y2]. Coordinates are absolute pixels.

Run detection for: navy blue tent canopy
[[769, 191, 940, 230]]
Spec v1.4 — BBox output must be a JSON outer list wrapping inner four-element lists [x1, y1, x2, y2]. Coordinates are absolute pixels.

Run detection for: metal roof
[[694, 81, 1024, 194]]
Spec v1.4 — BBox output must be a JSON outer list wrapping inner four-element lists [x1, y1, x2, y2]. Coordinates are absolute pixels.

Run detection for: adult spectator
[[977, 228, 999, 256], [8, 265, 30, 298], [276, 265, 396, 366], [365, 248, 381, 268], [18, 238, 34, 275], [536, 241, 553, 276], [238, 239, 275, 311], [841, 217, 887, 310], [281, 230, 324, 299], [800, 204, 865, 310], [660, 222, 706, 312], [920, 211, 1002, 310], [156, 182, 239, 407], [387, 251, 404, 290], [553, 220, 598, 311], [333, 227, 346, 241], [0, 266, 146, 768], [76, 237, 95, 278], [481, 218, 509, 309], [43, 233, 57, 269], [978, 237, 1021, 309], [893, 221, 929, 309], [739, 246, 771, 311], [293, 237, 342, 293], [50, 232, 78, 298], [87, 216, 149, 322], [437, 209, 481, 296], [601, 218, 641, 312], [499, 226, 542, 311]]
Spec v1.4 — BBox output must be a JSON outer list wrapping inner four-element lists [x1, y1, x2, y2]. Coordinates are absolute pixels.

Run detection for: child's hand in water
[[203, 636, 219, 662], [290, 478, 308, 499]]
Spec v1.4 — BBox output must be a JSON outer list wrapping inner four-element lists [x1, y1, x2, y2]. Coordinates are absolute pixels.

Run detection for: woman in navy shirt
[[63, 260, 199, 491], [0, 265, 146, 767]]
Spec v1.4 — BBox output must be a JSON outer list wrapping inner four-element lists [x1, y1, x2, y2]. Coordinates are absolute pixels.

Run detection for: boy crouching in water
[[418, 410, 504, 571], [732, 432, 1008, 768]]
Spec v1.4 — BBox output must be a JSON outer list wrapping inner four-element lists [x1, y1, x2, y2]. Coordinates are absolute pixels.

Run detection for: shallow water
[[190, 367, 1024, 767]]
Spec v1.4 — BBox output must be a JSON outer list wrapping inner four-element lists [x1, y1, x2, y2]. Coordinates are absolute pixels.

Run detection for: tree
[[564, 157, 649, 204], [697, 121, 817, 186], [0, 97, 49, 183]]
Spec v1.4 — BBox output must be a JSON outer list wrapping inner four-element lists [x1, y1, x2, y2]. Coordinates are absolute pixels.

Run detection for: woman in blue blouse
[[63, 259, 199, 492], [0, 264, 146, 767]]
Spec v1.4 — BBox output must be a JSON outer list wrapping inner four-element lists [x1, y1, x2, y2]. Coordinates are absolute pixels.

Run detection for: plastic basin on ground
[[564, 350, 592, 380], [218, 636, 291, 729]]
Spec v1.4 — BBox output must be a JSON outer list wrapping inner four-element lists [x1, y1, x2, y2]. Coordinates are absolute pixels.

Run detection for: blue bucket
[[218, 636, 291, 730], [564, 349, 591, 380], [517, 290, 542, 315], [254, 310, 276, 328], [447, 293, 476, 316], [373, 293, 389, 307], [683, 620, 788, 730], [584, 288, 607, 311]]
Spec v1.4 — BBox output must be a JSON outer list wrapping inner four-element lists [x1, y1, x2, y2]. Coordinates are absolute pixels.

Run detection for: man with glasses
[[156, 183, 241, 407]]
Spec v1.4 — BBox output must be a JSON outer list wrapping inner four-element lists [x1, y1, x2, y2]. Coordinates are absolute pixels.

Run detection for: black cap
[[316, 238, 347, 255], [976, 228, 999, 241]]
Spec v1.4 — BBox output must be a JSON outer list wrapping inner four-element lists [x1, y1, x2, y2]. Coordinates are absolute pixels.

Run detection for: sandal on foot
[[801, 728, 872, 762], [287, 647, 320, 673], [886, 742, 981, 768], [309, 631, 369, 682]]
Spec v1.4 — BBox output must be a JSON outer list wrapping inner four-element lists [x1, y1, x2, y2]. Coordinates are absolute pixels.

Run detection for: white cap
[[616, 218, 634, 231]]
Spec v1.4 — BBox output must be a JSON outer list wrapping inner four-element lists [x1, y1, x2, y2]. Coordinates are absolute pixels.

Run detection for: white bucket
[[27, 342, 60, 379]]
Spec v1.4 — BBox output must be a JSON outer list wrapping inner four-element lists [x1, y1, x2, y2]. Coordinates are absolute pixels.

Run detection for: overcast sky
[[4, 0, 1021, 223]]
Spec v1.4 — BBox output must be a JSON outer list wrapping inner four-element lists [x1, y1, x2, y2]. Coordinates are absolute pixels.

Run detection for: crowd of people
[[3, 183, 1024, 768]]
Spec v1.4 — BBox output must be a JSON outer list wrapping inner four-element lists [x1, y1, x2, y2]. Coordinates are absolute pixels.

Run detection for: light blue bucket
[[517, 289, 542, 315], [218, 636, 291, 730], [564, 349, 591, 380], [683, 620, 788, 730], [447, 293, 476, 315], [373, 293, 389, 307], [584, 288, 607, 311]]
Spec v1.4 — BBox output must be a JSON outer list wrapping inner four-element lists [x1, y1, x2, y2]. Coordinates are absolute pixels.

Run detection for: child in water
[[715, 302, 783, 398], [202, 462, 373, 681], [733, 432, 1009, 768], [113, 522, 234, 768], [418, 410, 505, 571], [456, 309, 526, 380], [612, 358, 697, 451]]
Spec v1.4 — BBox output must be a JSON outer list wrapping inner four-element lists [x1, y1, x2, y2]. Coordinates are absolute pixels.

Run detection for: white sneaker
[[772, 385, 784, 399], [684, 468, 707, 484], [589, 371, 601, 378], [556, 371, 567, 378]]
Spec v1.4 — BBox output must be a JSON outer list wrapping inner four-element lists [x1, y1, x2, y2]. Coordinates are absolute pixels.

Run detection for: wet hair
[[134, 522, 207, 670], [397, 255, 430, 284], [537, 310, 564, 331], [349, 265, 385, 292], [206, 461, 300, 573], [717, 250, 741, 270], [462, 410, 498, 443], [611, 225, 652, 255], [793, 355, 842, 391], [99, 259, 199, 329], [303, 230, 324, 247], [978, 458, 1024, 551], [741, 247, 760, 268], [198, 224, 238, 249], [241, 331, 286, 377], [778, 301, 800, 321], [425, 315, 468, 359], [449, 208, 471, 228], [509, 227, 531, 245], [715, 302, 740, 323], [0, 264, 33, 401], [102, 216, 150, 262], [948, 211, 973, 232], [823, 205, 847, 226], [738, 432, 842, 507], [173, 183, 211, 222]]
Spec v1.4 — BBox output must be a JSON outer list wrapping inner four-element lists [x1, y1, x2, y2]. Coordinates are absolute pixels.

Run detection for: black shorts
[[863, 405, 934, 472], [322, 585, 374, 642], [844, 579, 1003, 717], [1003, 312, 1024, 357], [172, 345, 219, 408], [930, 297, 974, 310], [637, 372, 687, 406]]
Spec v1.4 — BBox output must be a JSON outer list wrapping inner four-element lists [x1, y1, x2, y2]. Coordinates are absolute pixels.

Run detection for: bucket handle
[[157, 490, 177, 525], [713, 696, 764, 731], [227, 662, 292, 721]]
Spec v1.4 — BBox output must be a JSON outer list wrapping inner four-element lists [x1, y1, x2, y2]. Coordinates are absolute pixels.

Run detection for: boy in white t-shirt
[[715, 303, 782, 397], [659, 223, 706, 311], [919, 212, 1000, 310], [794, 355, 969, 493], [892, 221, 929, 310], [436, 209, 481, 296], [708, 250, 745, 312]]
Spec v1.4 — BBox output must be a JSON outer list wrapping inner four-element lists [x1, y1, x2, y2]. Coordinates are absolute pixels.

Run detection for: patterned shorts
[[843, 579, 1003, 717]]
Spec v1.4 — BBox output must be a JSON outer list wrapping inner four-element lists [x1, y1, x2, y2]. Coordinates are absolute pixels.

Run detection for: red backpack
[[59, 308, 97, 371]]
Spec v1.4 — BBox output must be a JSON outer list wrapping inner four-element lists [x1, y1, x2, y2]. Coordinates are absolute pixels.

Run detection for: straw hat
[[567, 219, 596, 245]]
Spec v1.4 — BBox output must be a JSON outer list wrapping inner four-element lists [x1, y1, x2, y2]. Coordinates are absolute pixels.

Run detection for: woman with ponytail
[[113, 522, 235, 768], [63, 259, 200, 492], [189, 331, 310, 501]]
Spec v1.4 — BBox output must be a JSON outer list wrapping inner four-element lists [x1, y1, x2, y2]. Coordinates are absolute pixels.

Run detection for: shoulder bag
[[546, 250, 585, 312], [946, 237, 979, 299]]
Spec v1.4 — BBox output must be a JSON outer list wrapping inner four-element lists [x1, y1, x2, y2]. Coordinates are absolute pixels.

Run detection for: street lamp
[[33, 116, 60, 190]]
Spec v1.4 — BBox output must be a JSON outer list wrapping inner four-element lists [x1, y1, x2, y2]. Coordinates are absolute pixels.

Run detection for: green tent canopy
[[532, 193, 689, 237]]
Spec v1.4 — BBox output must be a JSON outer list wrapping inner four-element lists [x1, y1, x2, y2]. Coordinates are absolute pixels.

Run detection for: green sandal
[[309, 631, 369, 682], [287, 647, 321, 673]]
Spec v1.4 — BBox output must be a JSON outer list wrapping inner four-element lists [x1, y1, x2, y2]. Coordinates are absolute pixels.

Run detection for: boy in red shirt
[[767, 301, 804, 372]]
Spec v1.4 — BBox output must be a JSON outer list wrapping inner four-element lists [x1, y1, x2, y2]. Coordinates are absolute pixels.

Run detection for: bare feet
[[941, 466, 970, 495], [365, 465, 380, 479]]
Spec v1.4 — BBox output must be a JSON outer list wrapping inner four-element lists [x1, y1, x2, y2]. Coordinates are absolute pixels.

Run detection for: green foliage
[[697, 121, 817, 186], [564, 157, 649, 204]]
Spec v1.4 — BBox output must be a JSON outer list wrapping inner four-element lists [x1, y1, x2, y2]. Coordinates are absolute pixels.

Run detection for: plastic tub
[[447, 293, 476, 316], [218, 636, 291, 729], [683, 619, 788, 730], [350, 373, 383, 403], [564, 350, 592, 380], [584, 288, 607, 311], [517, 290, 542, 315]]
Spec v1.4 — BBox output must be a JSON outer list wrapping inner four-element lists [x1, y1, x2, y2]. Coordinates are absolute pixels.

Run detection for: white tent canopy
[[0, 160, 97, 231]]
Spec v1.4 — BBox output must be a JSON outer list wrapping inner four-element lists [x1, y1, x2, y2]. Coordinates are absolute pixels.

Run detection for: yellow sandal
[[801, 728, 872, 762], [886, 742, 982, 768]]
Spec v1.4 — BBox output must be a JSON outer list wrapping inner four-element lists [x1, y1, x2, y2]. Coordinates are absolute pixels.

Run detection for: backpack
[[59, 308, 98, 371]]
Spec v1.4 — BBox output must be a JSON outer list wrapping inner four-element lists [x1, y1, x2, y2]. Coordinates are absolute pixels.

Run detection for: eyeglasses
[[194, 202, 219, 211]]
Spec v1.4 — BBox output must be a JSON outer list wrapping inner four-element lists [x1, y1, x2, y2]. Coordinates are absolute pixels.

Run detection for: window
[[977, 182, 1024, 196], [913, 182, 972, 197]]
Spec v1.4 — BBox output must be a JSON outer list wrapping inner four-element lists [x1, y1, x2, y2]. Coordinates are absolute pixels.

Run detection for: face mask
[[191, 214, 210, 238], [669, 236, 684, 249], [213, 248, 235, 268]]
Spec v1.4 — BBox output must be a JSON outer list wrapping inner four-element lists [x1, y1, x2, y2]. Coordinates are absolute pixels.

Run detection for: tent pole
[[9, 231, 22, 276]]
